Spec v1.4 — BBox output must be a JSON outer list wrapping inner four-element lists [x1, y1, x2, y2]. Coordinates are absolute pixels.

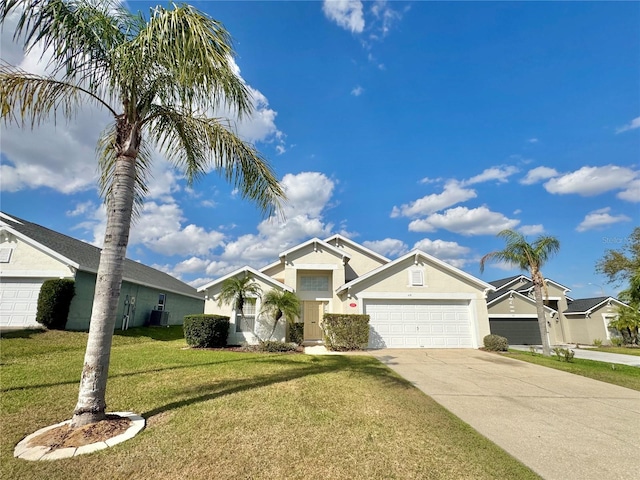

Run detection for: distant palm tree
[[0, 0, 284, 427], [218, 274, 263, 332], [260, 289, 301, 341], [480, 229, 560, 356]]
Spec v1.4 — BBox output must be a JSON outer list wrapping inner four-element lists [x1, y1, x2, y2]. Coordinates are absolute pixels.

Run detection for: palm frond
[[480, 229, 560, 274], [145, 106, 284, 217], [128, 3, 251, 116], [0, 63, 115, 126], [2, 0, 133, 90]]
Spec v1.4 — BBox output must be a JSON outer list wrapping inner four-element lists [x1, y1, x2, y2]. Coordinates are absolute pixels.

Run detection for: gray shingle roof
[[564, 297, 611, 314], [1, 212, 202, 299], [489, 275, 527, 290]]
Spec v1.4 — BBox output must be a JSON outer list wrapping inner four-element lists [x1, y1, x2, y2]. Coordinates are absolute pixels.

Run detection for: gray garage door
[[489, 317, 542, 345]]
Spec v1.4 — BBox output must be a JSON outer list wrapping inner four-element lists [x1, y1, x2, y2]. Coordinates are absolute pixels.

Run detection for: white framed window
[[409, 268, 424, 286], [236, 298, 256, 333], [156, 293, 166, 311], [300, 276, 329, 292]]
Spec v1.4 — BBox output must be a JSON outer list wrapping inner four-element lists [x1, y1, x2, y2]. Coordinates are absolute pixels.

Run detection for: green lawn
[[504, 350, 640, 391], [0, 328, 539, 480], [592, 346, 640, 357]]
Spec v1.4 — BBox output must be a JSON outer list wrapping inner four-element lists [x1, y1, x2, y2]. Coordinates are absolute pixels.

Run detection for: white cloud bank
[[576, 208, 631, 232], [322, 0, 365, 33], [616, 116, 640, 134], [409, 206, 520, 236]]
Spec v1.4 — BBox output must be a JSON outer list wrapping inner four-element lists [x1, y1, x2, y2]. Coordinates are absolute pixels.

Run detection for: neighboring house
[[486, 274, 627, 346], [563, 297, 628, 345], [198, 235, 494, 349], [0, 212, 203, 330]]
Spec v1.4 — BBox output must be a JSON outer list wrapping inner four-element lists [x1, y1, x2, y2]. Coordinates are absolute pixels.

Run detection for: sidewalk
[[511, 345, 640, 367]]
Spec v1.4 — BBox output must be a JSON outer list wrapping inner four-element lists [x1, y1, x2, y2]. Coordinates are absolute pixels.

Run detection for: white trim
[[0, 270, 73, 278], [197, 265, 292, 293], [337, 249, 493, 294], [357, 292, 477, 300], [278, 237, 351, 261], [293, 264, 338, 270], [324, 234, 390, 263], [0, 226, 80, 270], [601, 313, 620, 341], [489, 314, 538, 318], [564, 297, 627, 315]]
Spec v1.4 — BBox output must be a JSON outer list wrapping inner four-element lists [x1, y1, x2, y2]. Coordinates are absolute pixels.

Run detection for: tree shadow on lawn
[[143, 354, 415, 419], [0, 328, 47, 340]]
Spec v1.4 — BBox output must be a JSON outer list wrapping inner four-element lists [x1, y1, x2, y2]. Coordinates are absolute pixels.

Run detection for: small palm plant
[[260, 289, 301, 341], [217, 274, 263, 332]]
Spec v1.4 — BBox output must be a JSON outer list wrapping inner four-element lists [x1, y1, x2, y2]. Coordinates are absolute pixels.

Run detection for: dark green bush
[[258, 340, 298, 352], [483, 334, 509, 352], [183, 314, 230, 348], [36, 279, 75, 330], [288, 322, 304, 344], [322, 314, 370, 351]]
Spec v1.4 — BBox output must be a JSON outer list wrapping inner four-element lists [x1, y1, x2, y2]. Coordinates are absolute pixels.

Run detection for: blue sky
[[1, 1, 638, 298]]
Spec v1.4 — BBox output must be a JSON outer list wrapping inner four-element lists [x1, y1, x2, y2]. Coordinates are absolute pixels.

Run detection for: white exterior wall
[[0, 236, 74, 278]]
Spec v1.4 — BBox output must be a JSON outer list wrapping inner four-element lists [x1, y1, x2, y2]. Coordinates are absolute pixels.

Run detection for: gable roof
[[277, 237, 351, 262], [0, 212, 202, 300], [564, 297, 626, 315], [197, 266, 292, 293], [489, 275, 529, 290], [487, 289, 557, 314], [337, 249, 494, 294], [324, 234, 390, 263]]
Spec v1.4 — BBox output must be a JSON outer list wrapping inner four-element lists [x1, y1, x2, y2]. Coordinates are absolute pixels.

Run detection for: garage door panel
[[489, 318, 541, 345], [0, 279, 43, 328], [366, 299, 474, 349]]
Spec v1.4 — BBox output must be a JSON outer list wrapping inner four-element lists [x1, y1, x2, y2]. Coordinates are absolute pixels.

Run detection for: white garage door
[[0, 279, 43, 328], [365, 299, 474, 348]]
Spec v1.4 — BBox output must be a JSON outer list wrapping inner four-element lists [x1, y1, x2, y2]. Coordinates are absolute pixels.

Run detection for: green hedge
[[322, 314, 370, 351], [183, 314, 230, 348], [483, 334, 509, 352], [36, 279, 75, 330]]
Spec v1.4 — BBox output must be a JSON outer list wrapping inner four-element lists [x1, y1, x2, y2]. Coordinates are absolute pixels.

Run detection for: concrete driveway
[[369, 349, 640, 480]]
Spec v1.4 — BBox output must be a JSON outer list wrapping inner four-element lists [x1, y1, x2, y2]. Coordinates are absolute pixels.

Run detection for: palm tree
[[260, 289, 301, 341], [217, 274, 263, 332], [1, 0, 284, 427], [480, 229, 560, 356]]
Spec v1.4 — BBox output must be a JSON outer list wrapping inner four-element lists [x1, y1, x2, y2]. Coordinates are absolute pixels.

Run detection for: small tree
[[217, 274, 262, 332], [481, 229, 560, 357], [36, 278, 75, 330], [259, 290, 300, 341]]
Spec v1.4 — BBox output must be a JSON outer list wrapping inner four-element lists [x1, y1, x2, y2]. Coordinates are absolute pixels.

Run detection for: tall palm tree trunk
[[72, 128, 139, 426], [532, 272, 551, 357]]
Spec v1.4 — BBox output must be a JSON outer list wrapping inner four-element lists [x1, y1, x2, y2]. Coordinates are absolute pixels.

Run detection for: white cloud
[[173, 257, 210, 275], [408, 206, 520, 236], [616, 116, 640, 134], [66, 201, 96, 217], [528, 138, 539, 143], [544, 165, 638, 196], [520, 166, 559, 185], [576, 208, 631, 232], [351, 85, 364, 96], [391, 181, 476, 218], [413, 238, 471, 268], [519, 224, 545, 236], [462, 166, 519, 186], [362, 238, 408, 258], [618, 179, 640, 203], [322, 0, 365, 33]]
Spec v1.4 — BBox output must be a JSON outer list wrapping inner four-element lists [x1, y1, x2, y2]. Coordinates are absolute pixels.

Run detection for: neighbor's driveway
[[368, 349, 640, 480]]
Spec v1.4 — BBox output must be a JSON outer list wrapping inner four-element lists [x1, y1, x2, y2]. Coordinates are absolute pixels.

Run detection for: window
[[300, 276, 329, 291], [409, 269, 424, 286], [236, 298, 256, 333], [157, 293, 166, 311], [0, 248, 12, 263]]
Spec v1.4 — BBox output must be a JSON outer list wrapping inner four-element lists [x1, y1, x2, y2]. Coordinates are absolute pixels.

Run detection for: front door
[[303, 301, 323, 341]]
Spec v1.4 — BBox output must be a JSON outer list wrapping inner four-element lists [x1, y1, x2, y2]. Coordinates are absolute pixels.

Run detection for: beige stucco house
[[198, 235, 494, 349], [487, 275, 627, 346]]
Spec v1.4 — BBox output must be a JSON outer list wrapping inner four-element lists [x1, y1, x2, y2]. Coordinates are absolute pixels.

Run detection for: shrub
[[322, 314, 370, 351], [593, 338, 603, 347], [258, 340, 298, 352], [288, 322, 304, 344], [483, 334, 509, 352], [183, 314, 230, 348], [552, 347, 575, 362], [36, 279, 75, 330], [611, 336, 624, 347]]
